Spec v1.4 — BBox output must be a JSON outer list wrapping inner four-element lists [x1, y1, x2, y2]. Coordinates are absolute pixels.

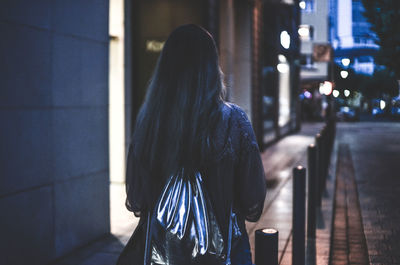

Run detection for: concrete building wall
[[109, 0, 126, 184], [300, 0, 330, 81], [251, 0, 264, 146], [219, 0, 263, 145], [301, 0, 329, 42], [219, 0, 253, 119], [219, 0, 262, 133], [337, 0, 353, 47], [0, 1, 110, 264], [233, 0, 252, 118], [219, 0, 235, 102]]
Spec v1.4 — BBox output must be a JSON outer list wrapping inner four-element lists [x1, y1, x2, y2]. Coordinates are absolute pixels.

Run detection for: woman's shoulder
[[222, 102, 258, 150], [207, 103, 243, 158], [221, 102, 252, 131], [208, 102, 257, 163]]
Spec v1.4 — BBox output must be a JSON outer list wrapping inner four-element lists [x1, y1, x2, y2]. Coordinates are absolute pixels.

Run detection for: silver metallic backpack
[[143, 169, 237, 265]]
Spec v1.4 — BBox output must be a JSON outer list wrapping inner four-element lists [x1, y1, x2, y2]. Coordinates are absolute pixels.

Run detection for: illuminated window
[[298, 25, 314, 40], [299, 0, 314, 13], [280, 31, 291, 49]]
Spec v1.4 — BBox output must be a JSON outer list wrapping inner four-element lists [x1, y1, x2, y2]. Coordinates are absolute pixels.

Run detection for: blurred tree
[[356, 74, 374, 99], [362, 0, 400, 79], [357, 68, 398, 99], [333, 63, 358, 98], [333, 63, 397, 100]]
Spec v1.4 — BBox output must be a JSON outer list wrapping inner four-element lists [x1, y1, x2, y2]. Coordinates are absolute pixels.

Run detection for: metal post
[[328, 119, 332, 159], [293, 166, 306, 265], [255, 228, 279, 265], [315, 133, 322, 206], [326, 120, 333, 174], [322, 125, 329, 191], [307, 144, 317, 239], [321, 127, 327, 192]]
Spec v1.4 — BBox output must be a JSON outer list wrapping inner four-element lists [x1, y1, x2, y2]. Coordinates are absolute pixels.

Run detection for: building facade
[[0, 1, 110, 264], [298, 0, 332, 120], [299, 0, 330, 81], [262, 1, 301, 142], [330, 0, 378, 75]]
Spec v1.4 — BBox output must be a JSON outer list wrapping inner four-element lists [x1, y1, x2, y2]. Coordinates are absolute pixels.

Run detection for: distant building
[[299, 0, 331, 83], [298, 0, 332, 121], [330, 0, 379, 75]]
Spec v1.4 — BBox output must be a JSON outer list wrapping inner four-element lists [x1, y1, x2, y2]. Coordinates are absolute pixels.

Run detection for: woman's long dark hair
[[132, 24, 225, 190]]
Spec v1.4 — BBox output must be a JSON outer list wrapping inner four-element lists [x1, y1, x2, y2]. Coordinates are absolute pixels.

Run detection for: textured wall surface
[[0, 1, 110, 264], [233, 0, 252, 120]]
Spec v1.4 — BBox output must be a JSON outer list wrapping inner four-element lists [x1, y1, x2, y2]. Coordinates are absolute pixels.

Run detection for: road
[[333, 122, 400, 264]]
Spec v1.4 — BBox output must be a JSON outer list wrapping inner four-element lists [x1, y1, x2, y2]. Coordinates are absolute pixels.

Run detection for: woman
[[117, 24, 266, 265]]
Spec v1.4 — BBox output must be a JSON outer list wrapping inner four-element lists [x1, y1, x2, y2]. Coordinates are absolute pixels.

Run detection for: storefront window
[[131, 0, 206, 118], [277, 55, 291, 127]]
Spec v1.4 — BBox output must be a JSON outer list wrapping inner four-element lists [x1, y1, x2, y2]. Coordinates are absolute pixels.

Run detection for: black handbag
[[143, 169, 236, 265]]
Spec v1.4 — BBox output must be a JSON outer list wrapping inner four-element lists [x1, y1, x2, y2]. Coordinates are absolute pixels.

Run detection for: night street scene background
[[1, 0, 400, 264]]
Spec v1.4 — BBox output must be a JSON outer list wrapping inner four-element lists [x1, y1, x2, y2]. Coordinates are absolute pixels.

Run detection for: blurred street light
[[278, 54, 287, 62], [299, 1, 306, 9], [298, 25, 311, 40], [380, 100, 386, 110], [344, 89, 350, 97], [277, 54, 289, 73], [277, 63, 290, 73], [280, 31, 291, 49], [319, 81, 333, 95], [332, 89, 340, 98], [340, 70, 349, 79], [304, 90, 312, 99], [341, 58, 350, 67]]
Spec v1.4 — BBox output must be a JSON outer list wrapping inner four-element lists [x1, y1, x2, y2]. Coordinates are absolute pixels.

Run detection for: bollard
[[323, 126, 329, 190], [307, 144, 317, 239], [293, 166, 306, 265], [320, 126, 328, 191], [327, 118, 336, 172], [321, 136, 326, 192], [255, 228, 279, 265], [315, 133, 323, 206], [326, 121, 331, 154]]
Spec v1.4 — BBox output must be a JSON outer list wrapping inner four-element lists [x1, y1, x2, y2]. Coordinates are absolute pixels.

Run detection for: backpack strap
[[225, 206, 233, 265], [143, 211, 152, 265], [224, 104, 234, 265]]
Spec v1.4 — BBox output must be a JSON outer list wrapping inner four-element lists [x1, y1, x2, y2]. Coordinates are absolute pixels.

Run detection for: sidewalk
[[52, 122, 328, 265], [246, 122, 334, 265]]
